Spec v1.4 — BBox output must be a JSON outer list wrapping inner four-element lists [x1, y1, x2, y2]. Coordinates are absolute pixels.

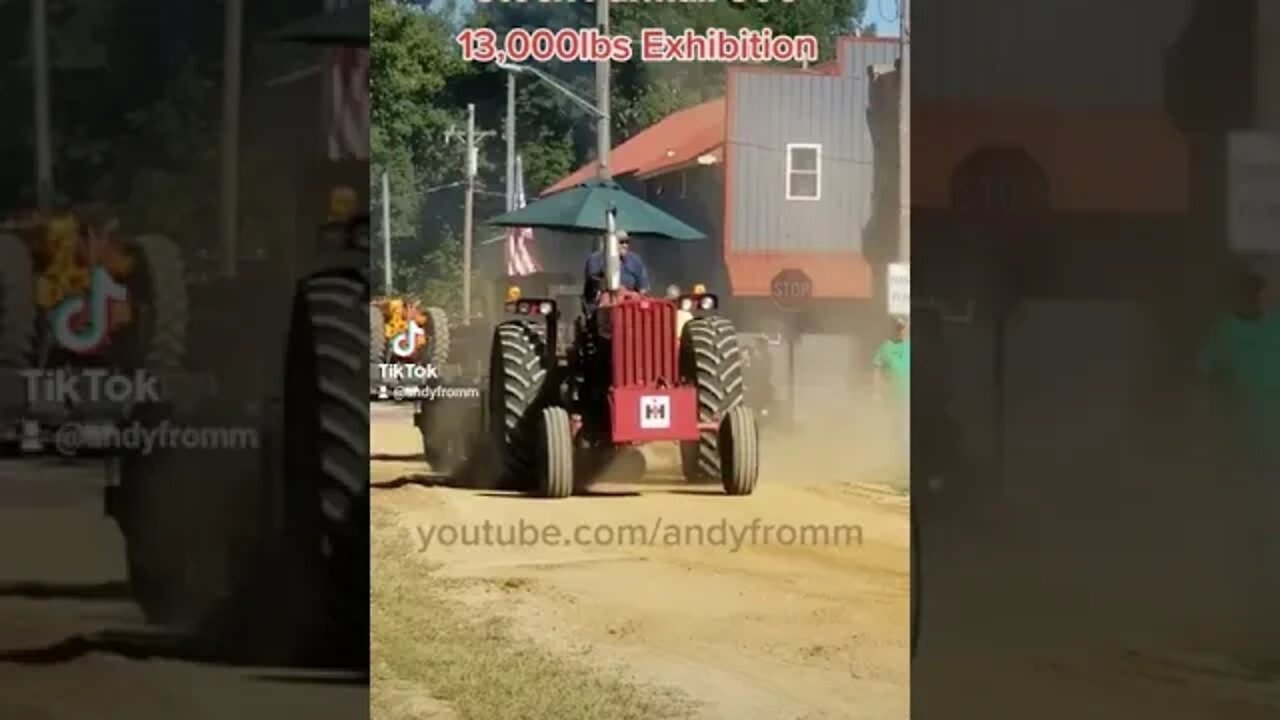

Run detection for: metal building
[[525, 37, 905, 421]]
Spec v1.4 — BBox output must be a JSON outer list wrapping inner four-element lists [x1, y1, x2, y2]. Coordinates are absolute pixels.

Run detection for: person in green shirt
[[873, 316, 911, 472], [1196, 268, 1280, 672]]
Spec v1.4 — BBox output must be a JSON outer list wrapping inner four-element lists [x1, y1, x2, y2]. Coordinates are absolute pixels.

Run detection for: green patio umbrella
[[273, 1, 369, 47], [486, 178, 706, 241]]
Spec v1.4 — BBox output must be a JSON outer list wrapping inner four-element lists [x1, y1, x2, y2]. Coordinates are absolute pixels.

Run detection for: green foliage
[[109, 59, 220, 239], [371, 0, 470, 297], [410, 231, 465, 314], [371, 0, 465, 175], [465, 0, 866, 191]]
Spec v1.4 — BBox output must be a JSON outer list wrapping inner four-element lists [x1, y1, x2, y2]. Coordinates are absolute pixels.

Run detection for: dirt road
[[0, 457, 366, 719], [370, 402, 911, 720]]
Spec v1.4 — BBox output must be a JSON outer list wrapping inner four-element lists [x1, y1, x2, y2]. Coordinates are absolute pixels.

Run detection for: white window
[[785, 143, 821, 200]]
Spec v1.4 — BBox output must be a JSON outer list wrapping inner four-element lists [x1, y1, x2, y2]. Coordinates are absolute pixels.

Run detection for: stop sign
[[770, 268, 813, 311]]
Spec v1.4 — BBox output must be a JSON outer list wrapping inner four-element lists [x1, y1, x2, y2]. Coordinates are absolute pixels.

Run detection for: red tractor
[[486, 222, 759, 498]]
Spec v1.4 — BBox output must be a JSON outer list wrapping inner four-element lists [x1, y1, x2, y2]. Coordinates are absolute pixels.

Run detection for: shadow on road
[[249, 671, 370, 686], [0, 580, 132, 601], [472, 489, 644, 499], [370, 453, 424, 462], [0, 629, 212, 665], [0, 624, 373, 677], [370, 472, 452, 490]]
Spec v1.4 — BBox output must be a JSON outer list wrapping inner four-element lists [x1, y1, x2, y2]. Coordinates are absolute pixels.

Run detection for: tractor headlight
[[516, 301, 530, 314], [699, 295, 716, 310], [349, 217, 370, 251], [328, 186, 357, 222], [538, 301, 554, 315], [679, 297, 694, 312]]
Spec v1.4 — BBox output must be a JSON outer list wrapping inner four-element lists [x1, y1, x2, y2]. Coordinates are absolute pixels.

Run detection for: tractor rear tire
[[718, 405, 759, 495], [419, 400, 467, 475], [424, 305, 450, 367], [126, 234, 189, 368], [536, 407, 574, 498], [911, 506, 921, 660], [369, 303, 386, 366], [0, 234, 34, 367], [119, 411, 260, 631], [489, 320, 549, 489], [680, 316, 746, 483], [278, 269, 370, 664]]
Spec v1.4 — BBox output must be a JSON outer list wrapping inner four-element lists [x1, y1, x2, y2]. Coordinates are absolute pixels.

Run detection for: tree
[[372, 0, 867, 300], [370, 0, 465, 180], [371, 0, 470, 296], [462, 1, 867, 194]]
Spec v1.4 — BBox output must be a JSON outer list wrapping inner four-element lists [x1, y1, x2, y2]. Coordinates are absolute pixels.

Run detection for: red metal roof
[[542, 97, 727, 195]]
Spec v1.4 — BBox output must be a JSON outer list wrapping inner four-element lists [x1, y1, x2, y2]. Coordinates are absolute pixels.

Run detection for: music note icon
[[390, 320, 424, 359]]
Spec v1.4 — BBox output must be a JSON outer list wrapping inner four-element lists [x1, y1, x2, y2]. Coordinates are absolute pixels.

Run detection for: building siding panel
[[914, 0, 1194, 107], [840, 37, 901, 81], [728, 72, 870, 255]]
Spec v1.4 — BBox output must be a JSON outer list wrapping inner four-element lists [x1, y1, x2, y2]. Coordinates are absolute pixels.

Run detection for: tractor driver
[[583, 230, 650, 312]]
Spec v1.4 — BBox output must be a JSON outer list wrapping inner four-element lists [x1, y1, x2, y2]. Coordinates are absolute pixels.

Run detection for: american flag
[[507, 154, 540, 276], [323, 0, 369, 161]]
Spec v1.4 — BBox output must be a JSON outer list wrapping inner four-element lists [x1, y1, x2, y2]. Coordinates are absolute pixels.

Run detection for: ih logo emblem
[[639, 395, 671, 429]]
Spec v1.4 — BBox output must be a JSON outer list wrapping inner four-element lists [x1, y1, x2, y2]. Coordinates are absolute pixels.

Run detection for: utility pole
[[463, 103, 476, 323], [32, 0, 52, 211], [898, 0, 910, 262], [595, 0, 611, 178], [506, 73, 516, 212], [381, 172, 392, 294], [220, 0, 244, 278], [450, 105, 496, 325]]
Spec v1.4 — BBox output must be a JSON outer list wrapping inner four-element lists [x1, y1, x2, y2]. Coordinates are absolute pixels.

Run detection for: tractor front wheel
[[369, 303, 386, 366], [536, 407, 574, 498], [123, 234, 189, 368], [423, 305, 450, 367], [718, 405, 759, 496], [0, 234, 34, 367]]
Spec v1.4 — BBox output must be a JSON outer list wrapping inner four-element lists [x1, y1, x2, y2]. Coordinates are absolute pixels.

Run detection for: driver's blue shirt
[[583, 250, 649, 306]]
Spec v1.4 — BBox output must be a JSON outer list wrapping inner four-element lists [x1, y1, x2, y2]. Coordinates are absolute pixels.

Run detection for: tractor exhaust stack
[[604, 208, 621, 292]]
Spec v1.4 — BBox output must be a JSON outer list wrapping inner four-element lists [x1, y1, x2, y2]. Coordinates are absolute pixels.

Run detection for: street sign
[[1227, 132, 1280, 254], [888, 262, 910, 316], [770, 268, 813, 311]]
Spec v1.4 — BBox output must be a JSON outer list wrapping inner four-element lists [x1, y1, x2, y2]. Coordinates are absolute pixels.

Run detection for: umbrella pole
[[605, 209, 620, 291], [463, 103, 476, 323]]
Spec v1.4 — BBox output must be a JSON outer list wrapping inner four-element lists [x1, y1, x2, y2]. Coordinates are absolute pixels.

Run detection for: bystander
[[873, 316, 910, 484], [1195, 267, 1280, 672]]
